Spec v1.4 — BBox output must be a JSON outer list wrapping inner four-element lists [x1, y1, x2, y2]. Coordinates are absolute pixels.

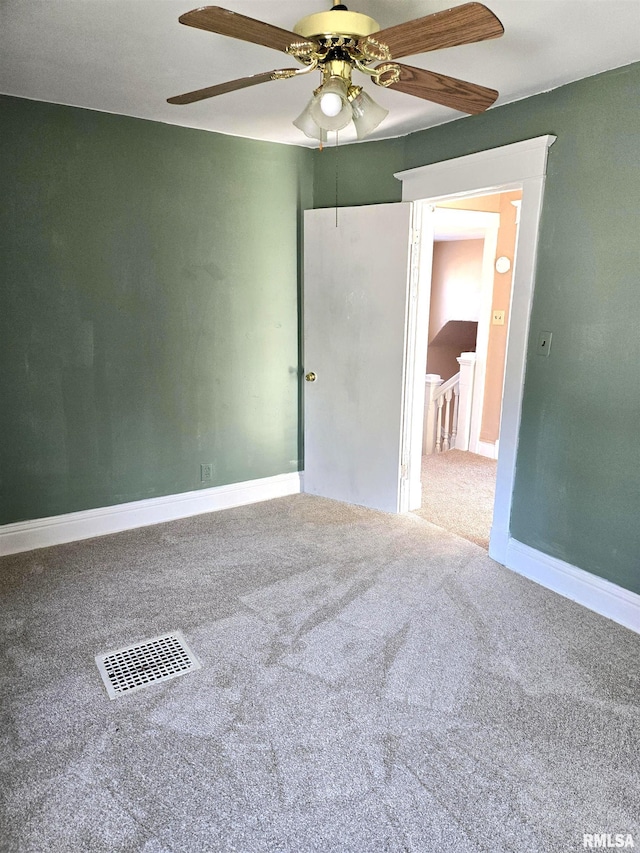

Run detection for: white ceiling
[[2, 1, 639, 147]]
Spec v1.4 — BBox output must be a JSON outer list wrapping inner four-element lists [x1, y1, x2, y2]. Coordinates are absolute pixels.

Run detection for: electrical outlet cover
[[537, 330, 552, 356]]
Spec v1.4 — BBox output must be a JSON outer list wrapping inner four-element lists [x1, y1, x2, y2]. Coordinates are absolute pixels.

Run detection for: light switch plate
[[537, 330, 552, 356]]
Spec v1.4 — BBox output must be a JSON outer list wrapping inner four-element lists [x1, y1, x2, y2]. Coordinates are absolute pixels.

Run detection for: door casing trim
[[395, 135, 557, 564]]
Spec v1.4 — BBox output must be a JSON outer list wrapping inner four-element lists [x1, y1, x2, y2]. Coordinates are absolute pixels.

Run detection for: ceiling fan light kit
[[168, 2, 504, 143]]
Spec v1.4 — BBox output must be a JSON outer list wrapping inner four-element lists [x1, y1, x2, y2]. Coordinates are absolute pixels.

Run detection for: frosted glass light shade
[[310, 77, 352, 131], [293, 101, 323, 140], [351, 89, 388, 139]]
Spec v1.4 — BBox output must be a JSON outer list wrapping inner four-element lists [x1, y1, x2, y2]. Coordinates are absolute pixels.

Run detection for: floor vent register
[[95, 631, 201, 699]]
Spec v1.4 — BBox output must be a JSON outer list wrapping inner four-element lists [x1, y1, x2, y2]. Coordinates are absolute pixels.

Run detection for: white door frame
[[395, 135, 556, 565], [399, 202, 432, 513]]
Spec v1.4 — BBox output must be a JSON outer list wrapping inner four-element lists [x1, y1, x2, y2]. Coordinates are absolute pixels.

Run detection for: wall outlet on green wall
[[200, 463, 214, 483], [537, 330, 553, 356]]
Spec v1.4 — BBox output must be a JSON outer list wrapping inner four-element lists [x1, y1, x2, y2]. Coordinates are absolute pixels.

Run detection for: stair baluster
[[435, 395, 445, 453], [442, 389, 453, 451], [451, 386, 460, 447]]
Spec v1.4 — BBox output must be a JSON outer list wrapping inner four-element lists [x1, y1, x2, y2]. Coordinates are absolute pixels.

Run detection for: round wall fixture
[[495, 256, 511, 273]]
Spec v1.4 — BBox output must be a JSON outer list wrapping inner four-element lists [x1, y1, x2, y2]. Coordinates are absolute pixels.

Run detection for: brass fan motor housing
[[293, 10, 380, 41]]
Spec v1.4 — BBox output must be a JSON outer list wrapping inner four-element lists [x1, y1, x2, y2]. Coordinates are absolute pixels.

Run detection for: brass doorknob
[[305, 371, 317, 382]]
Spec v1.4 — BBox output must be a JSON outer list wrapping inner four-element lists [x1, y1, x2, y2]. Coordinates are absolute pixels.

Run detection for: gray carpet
[[415, 451, 497, 549], [1, 494, 639, 853]]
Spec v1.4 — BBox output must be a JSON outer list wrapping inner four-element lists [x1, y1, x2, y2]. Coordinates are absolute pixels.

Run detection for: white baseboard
[[5, 478, 636, 635], [0, 472, 303, 556], [505, 538, 640, 634], [476, 440, 499, 459]]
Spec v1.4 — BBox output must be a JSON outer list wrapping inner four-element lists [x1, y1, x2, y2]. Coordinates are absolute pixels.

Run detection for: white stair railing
[[423, 352, 477, 455], [434, 374, 459, 453]]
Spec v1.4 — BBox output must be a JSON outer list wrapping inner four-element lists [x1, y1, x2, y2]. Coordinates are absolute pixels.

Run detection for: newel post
[[423, 374, 443, 455], [455, 353, 476, 451]]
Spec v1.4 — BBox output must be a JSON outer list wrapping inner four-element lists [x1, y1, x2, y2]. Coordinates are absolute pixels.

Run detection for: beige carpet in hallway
[[413, 449, 497, 549]]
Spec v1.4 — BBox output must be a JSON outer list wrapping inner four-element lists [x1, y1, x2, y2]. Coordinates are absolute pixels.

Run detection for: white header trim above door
[[394, 135, 557, 201]]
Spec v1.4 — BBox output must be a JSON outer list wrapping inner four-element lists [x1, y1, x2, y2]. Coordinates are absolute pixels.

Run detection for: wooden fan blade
[[366, 2, 504, 60], [168, 69, 299, 105], [178, 6, 301, 54], [385, 64, 498, 114]]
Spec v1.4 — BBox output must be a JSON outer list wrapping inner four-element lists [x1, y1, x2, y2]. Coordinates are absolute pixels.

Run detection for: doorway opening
[[415, 190, 522, 549], [396, 134, 556, 565]]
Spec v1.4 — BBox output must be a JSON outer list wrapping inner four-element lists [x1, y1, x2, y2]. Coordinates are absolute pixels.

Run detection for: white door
[[303, 203, 416, 513]]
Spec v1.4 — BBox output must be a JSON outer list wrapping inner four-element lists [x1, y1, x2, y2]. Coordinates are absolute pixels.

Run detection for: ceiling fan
[[168, 2, 504, 141]]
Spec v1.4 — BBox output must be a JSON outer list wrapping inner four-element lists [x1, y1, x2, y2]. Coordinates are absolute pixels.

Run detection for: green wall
[[314, 63, 640, 595], [2, 62, 639, 597], [0, 96, 312, 523]]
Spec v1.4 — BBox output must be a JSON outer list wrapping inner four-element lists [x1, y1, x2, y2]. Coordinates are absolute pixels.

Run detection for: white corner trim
[[0, 472, 303, 556], [505, 538, 640, 634]]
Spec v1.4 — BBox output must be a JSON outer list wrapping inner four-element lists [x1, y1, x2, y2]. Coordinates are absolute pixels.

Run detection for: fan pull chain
[[335, 130, 339, 228]]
